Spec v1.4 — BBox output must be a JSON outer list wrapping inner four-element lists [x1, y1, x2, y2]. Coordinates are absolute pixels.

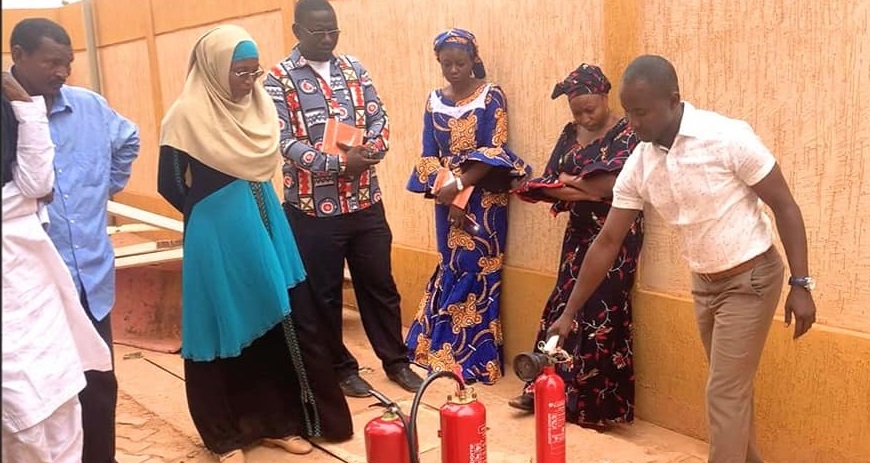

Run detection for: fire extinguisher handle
[[368, 388, 397, 409], [543, 335, 560, 354]]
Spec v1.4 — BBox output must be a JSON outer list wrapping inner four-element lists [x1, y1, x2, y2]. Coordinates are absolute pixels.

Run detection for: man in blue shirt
[[10, 18, 140, 463]]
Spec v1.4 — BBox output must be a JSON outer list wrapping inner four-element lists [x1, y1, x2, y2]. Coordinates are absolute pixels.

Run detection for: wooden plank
[[107, 223, 162, 235], [115, 242, 160, 258], [115, 248, 182, 269], [115, 239, 181, 258], [107, 201, 184, 233]]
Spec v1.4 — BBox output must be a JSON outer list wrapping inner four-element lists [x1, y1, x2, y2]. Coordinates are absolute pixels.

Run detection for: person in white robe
[[1, 71, 113, 463]]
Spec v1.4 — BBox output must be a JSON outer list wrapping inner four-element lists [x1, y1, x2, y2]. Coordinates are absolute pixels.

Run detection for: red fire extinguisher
[[513, 335, 566, 463], [534, 363, 566, 463], [365, 389, 416, 463], [402, 368, 488, 463], [439, 386, 487, 463], [365, 368, 488, 463]]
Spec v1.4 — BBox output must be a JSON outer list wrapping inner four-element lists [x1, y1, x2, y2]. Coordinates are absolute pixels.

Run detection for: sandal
[[262, 435, 313, 455], [218, 449, 245, 462]]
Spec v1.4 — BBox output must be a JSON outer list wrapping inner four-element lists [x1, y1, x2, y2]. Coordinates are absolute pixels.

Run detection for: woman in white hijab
[[158, 25, 352, 462]]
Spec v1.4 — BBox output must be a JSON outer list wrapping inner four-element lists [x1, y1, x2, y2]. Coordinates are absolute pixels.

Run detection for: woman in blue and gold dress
[[405, 29, 530, 385]]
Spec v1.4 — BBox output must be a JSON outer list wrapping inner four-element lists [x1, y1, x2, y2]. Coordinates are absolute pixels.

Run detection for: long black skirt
[[184, 280, 353, 454]]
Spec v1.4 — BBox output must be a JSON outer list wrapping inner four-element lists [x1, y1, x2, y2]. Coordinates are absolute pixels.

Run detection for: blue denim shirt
[[46, 85, 140, 321]]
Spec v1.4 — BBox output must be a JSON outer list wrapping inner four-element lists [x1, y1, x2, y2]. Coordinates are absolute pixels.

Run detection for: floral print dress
[[516, 118, 643, 425]]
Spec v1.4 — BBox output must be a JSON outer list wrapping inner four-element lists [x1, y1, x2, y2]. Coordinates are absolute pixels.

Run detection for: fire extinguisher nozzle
[[368, 388, 396, 408]]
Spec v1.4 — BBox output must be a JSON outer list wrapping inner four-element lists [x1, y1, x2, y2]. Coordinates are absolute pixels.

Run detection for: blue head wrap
[[232, 40, 259, 62], [433, 28, 487, 79]]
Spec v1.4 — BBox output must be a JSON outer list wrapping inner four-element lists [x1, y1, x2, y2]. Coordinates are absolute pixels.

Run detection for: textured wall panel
[[329, 0, 606, 275], [635, 0, 870, 332], [99, 40, 158, 196]]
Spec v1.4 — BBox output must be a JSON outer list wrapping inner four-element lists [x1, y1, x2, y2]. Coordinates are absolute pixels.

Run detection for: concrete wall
[[4, 1, 868, 461]]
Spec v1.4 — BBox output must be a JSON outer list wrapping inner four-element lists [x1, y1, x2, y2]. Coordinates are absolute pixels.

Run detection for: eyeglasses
[[232, 67, 265, 80], [302, 26, 341, 38]]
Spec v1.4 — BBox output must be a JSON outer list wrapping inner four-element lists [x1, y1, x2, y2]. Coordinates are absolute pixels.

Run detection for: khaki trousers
[[691, 249, 784, 463]]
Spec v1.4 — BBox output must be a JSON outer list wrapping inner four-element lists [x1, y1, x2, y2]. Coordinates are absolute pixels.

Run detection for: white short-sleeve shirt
[[612, 102, 776, 274]]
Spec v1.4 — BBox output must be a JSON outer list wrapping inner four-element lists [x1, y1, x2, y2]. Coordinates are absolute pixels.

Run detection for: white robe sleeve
[[10, 96, 55, 199]]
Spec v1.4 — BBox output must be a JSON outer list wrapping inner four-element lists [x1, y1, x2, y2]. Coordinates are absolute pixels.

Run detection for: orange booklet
[[322, 118, 364, 155], [432, 167, 475, 208], [452, 185, 474, 209]]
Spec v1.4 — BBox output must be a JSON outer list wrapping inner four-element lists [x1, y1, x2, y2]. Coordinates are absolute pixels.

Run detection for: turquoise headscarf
[[232, 40, 258, 61]]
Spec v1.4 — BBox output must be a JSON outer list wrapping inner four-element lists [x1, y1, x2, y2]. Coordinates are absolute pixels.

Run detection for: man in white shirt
[[1, 72, 112, 463], [547, 55, 817, 463]]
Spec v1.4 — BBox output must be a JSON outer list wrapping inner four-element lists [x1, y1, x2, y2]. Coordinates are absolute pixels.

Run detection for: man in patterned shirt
[[265, 0, 422, 397]]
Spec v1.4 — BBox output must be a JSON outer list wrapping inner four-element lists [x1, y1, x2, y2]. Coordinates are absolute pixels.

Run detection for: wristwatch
[[788, 276, 816, 292]]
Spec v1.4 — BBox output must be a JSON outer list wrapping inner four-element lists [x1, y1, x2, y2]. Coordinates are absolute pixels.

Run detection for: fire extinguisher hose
[[368, 388, 417, 463], [396, 410, 414, 462], [407, 370, 466, 463]]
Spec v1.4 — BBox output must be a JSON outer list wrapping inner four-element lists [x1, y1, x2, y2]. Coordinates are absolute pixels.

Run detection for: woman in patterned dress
[[509, 64, 644, 431], [405, 29, 530, 385], [157, 25, 351, 462]]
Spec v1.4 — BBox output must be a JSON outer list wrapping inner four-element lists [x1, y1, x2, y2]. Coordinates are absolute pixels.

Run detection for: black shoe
[[339, 374, 373, 398], [386, 365, 424, 392], [508, 393, 533, 412]]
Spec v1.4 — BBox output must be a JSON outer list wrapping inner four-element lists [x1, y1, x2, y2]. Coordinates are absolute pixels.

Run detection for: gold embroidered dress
[[405, 84, 530, 384]]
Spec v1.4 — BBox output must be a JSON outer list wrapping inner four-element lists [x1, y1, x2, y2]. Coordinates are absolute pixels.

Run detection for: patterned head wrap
[[550, 63, 611, 100], [433, 28, 487, 79]]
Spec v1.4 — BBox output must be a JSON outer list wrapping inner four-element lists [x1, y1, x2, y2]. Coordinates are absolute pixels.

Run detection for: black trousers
[[285, 201, 409, 379], [79, 291, 118, 463]]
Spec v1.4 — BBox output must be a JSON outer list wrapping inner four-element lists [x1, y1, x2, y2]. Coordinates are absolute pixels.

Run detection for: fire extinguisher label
[[469, 424, 487, 463], [469, 442, 486, 463], [547, 400, 566, 445]]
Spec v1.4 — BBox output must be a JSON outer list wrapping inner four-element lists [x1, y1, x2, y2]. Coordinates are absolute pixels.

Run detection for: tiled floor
[[115, 309, 708, 462]]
